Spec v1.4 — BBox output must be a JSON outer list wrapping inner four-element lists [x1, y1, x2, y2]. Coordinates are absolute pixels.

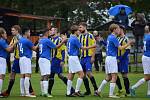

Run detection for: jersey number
[[106, 41, 109, 52], [143, 41, 146, 51], [19, 43, 23, 54], [39, 44, 43, 54]]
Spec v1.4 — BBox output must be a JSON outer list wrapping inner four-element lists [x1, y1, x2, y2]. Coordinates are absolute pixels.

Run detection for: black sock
[[59, 75, 67, 85], [116, 76, 122, 90], [90, 76, 98, 91], [123, 77, 130, 94], [7, 79, 15, 94], [48, 73, 55, 94], [58, 74, 75, 93], [29, 80, 33, 93], [83, 77, 91, 93]]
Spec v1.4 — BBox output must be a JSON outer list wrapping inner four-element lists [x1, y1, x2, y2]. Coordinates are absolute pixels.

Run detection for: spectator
[[114, 7, 129, 28], [93, 31, 106, 72], [131, 13, 146, 51]]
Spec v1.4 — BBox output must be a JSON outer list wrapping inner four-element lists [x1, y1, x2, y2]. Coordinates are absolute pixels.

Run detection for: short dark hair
[[79, 22, 87, 28], [42, 29, 49, 36], [22, 27, 30, 35], [12, 25, 21, 33], [70, 25, 78, 34]]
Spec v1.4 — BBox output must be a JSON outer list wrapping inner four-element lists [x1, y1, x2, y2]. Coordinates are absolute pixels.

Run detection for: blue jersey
[[67, 35, 82, 56], [39, 38, 56, 60], [0, 38, 8, 58], [106, 34, 120, 57], [19, 37, 34, 58], [143, 34, 150, 57]]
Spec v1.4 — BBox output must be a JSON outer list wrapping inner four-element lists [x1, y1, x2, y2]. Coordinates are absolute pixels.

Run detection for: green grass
[[2, 72, 150, 100]]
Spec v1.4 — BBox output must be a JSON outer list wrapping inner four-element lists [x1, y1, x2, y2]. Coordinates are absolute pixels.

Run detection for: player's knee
[[50, 73, 55, 78], [144, 76, 150, 81], [106, 76, 111, 81], [43, 75, 49, 81], [25, 74, 31, 77], [58, 74, 63, 79], [122, 76, 128, 79], [10, 72, 16, 79], [87, 71, 93, 78], [83, 76, 87, 80], [79, 71, 84, 79], [0, 75, 5, 80]]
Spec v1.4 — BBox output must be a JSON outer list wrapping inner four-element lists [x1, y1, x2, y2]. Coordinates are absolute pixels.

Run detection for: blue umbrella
[[108, 4, 132, 16]]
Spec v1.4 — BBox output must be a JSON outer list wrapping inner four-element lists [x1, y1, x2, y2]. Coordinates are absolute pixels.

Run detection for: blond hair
[[109, 24, 119, 32]]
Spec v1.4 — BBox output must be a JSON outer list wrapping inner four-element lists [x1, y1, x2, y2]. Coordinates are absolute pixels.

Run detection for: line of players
[[0, 22, 150, 98]]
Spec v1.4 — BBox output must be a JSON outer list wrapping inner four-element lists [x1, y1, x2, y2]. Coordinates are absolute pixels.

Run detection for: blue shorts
[[118, 58, 129, 73], [51, 58, 62, 74], [12, 58, 20, 73], [80, 56, 92, 72]]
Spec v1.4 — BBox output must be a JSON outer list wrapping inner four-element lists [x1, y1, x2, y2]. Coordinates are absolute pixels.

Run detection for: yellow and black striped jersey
[[50, 36, 65, 60], [9, 36, 20, 59], [79, 33, 96, 57], [118, 36, 131, 57]]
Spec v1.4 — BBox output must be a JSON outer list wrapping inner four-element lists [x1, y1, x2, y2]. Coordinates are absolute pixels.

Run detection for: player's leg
[[73, 71, 84, 97], [3, 59, 19, 96], [42, 75, 49, 96], [97, 56, 110, 95], [108, 57, 119, 98], [66, 73, 74, 96], [20, 57, 35, 97], [122, 73, 130, 95], [24, 74, 30, 96], [48, 73, 55, 95], [48, 58, 57, 95], [39, 58, 51, 97], [116, 62, 122, 91], [0, 57, 7, 97], [0, 74, 5, 97], [116, 76, 122, 91], [81, 58, 91, 95], [130, 55, 150, 96], [130, 75, 148, 96], [20, 74, 25, 96], [98, 74, 111, 94], [86, 57, 98, 94], [58, 73, 75, 94], [40, 76, 44, 95], [115, 62, 123, 96], [147, 77, 150, 97]]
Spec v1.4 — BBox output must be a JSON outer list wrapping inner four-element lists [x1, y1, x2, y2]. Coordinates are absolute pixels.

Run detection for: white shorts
[[39, 58, 51, 76], [68, 56, 83, 73], [0, 57, 6, 75], [142, 55, 150, 74], [105, 56, 118, 74], [19, 57, 32, 74]]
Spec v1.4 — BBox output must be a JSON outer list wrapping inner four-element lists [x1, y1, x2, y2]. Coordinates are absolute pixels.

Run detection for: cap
[[38, 33, 43, 37]]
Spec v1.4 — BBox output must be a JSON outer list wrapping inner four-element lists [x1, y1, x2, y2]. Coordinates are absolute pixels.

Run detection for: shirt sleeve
[[27, 40, 34, 49], [47, 39, 56, 49], [125, 37, 131, 49], [75, 38, 82, 48], [113, 37, 120, 47], [61, 50, 65, 62], [1, 40, 8, 49], [89, 34, 96, 45]]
